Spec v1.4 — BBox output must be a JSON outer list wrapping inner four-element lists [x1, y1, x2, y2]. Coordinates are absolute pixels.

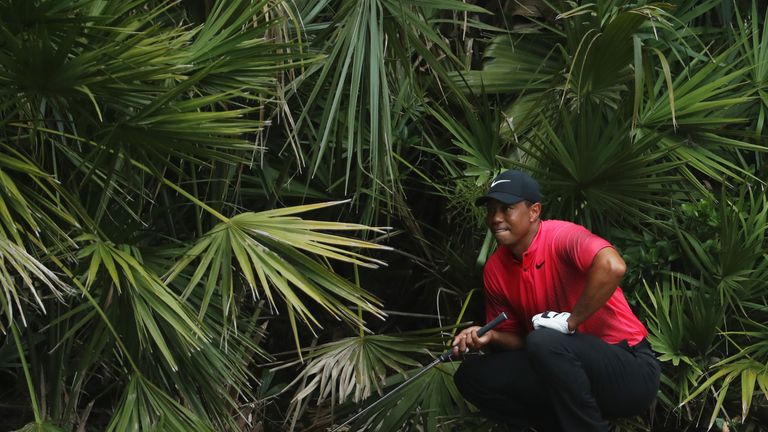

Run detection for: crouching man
[[453, 169, 660, 432]]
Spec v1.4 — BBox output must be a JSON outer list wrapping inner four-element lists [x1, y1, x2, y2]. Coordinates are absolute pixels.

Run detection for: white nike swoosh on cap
[[491, 180, 511, 188]]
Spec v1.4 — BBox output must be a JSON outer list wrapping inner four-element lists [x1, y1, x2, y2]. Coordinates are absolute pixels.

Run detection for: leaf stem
[[10, 322, 42, 424]]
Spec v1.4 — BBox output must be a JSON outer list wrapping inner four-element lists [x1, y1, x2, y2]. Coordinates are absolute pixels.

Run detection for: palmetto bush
[[439, 1, 768, 430], [1, 0, 767, 431], [0, 1, 389, 430]]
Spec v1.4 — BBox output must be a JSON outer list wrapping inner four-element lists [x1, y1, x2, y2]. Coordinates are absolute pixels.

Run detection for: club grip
[[476, 312, 508, 337], [439, 312, 508, 362]]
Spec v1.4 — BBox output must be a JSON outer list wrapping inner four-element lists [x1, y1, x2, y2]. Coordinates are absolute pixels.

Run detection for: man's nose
[[488, 207, 504, 221]]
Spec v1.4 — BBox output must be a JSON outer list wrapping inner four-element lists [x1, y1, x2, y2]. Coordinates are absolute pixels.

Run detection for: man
[[452, 169, 660, 432]]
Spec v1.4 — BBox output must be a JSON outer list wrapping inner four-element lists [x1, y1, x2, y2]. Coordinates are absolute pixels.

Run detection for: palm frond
[[340, 362, 469, 432], [0, 239, 71, 331], [293, 0, 489, 226], [449, 33, 564, 94], [682, 326, 768, 430], [106, 374, 217, 432], [284, 329, 444, 410], [674, 186, 768, 307], [166, 201, 390, 350], [77, 234, 208, 372], [511, 108, 681, 232], [12, 422, 67, 432]]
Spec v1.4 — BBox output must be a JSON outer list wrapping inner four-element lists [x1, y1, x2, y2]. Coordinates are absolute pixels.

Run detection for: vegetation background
[[0, 0, 766, 431]]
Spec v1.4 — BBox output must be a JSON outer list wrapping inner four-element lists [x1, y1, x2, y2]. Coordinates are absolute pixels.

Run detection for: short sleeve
[[553, 224, 612, 272]]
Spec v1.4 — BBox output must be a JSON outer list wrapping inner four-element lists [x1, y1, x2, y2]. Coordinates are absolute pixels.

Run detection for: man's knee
[[453, 358, 488, 405], [453, 358, 483, 396], [454, 355, 512, 401], [526, 328, 569, 360], [453, 361, 471, 393]]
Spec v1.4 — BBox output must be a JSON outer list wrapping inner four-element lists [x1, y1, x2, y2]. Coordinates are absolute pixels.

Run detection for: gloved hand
[[532, 311, 574, 334]]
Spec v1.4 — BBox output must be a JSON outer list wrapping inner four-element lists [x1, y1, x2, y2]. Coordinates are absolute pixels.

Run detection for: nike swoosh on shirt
[[535, 261, 545, 269], [491, 179, 511, 188]]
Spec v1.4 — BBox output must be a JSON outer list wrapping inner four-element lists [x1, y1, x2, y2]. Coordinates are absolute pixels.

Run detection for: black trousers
[[453, 329, 660, 432]]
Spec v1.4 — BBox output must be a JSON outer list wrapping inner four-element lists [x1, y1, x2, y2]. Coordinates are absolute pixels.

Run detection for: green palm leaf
[[340, 362, 469, 432], [77, 234, 208, 372], [511, 108, 681, 231], [166, 201, 390, 351], [293, 0, 488, 226], [12, 422, 67, 432], [683, 344, 768, 429], [106, 374, 217, 432], [734, 1, 768, 135], [450, 33, 564, 94]]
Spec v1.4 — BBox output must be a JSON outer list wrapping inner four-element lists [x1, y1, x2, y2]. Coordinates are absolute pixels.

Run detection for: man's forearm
[[568, 247, 626, 331], [489, 329, 525, 350]]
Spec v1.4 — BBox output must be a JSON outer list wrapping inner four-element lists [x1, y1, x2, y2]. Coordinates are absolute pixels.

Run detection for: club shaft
[[330, 358, 441, 432], [330, 312, 507, 431]]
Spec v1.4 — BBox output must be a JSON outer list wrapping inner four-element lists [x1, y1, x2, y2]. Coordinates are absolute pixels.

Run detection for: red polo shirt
[[484, 220, 647, 345]]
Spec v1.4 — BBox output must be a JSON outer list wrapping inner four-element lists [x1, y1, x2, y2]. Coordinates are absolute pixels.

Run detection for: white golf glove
[[532, 311, 574, 334]]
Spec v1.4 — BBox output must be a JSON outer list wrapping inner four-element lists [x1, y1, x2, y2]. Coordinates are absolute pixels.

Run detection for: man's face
[[485, 199, 539, 248]]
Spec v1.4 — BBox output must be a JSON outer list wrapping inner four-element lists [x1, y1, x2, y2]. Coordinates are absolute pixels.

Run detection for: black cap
[[475, 169, 542, 206]]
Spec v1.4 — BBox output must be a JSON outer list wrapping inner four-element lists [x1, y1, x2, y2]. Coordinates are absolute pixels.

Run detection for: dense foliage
[[0, 0, 766, 431]]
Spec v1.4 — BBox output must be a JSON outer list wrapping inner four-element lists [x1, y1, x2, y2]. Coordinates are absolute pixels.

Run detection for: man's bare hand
[[451, 326, 494, 358]]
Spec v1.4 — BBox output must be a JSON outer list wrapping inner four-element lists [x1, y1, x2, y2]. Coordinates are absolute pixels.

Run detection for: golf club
[[329, 312, 508, 432]]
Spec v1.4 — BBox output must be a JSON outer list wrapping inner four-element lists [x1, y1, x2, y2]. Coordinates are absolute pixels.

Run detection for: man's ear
[[529, 202, 542, 221]]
